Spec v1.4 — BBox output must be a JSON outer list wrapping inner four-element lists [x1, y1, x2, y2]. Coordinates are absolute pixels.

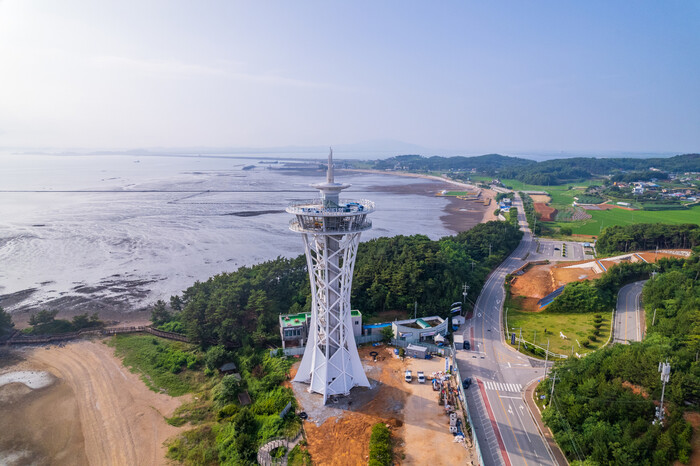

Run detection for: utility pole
[[544, 339, 550, 378], [549, 372, 558, 407], [414, 301, 418, 320], [462, 283, 469, 306], [518, 328, 522, 352], [657, 360, 671, 423], [652, 308, 657, 326]]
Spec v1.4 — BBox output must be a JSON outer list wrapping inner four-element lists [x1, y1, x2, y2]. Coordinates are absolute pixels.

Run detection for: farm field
[[468, 176, 597, 208], [545, 205, 700, 236]]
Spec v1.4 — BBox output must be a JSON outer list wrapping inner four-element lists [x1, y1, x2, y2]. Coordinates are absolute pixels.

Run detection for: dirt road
[[0, 339, 186, 465]]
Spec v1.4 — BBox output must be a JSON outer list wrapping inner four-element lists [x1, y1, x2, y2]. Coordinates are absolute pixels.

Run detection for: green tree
[[0, 307, 14, 336], [379, 326, 394, 343], [29, 309, 58, 326], [150, 300, 171, 327]]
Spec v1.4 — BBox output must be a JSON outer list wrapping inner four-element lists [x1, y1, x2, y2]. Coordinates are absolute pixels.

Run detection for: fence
[[451, 342, 484, 465], [5, 325, 190, 346]]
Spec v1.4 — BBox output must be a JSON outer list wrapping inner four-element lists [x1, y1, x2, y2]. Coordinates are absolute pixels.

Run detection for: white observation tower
[[287, 149, 373, 403]]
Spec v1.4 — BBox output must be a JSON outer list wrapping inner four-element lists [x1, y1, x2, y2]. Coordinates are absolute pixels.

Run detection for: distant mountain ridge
[[366, 153, 700, 185]]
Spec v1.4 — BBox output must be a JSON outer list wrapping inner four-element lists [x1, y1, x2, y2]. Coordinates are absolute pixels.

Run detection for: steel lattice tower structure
[[287, 149, 373, 403]]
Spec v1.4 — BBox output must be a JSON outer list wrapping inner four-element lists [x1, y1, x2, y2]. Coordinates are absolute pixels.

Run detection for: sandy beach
[[0, 340, 186, 465]]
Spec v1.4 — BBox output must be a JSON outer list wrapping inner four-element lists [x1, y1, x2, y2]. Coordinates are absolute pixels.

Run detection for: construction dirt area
[[292, 345, 473, 465], [0, 340, 187, 465], [510, 250, 692, 311]]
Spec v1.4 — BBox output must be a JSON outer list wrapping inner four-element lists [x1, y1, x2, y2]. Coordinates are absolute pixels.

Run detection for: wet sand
[[369, 179, 496, 234], [0, 341, 186, 465]]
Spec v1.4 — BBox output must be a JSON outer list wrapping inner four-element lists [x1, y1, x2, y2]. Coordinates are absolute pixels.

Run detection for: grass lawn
[[505, 295, 611, 357], [545, 204, 700, 236], [108, 333, 204, 396]]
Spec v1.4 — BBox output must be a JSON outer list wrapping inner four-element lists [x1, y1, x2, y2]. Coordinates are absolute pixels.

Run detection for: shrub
[[368, 423, 392, 466]]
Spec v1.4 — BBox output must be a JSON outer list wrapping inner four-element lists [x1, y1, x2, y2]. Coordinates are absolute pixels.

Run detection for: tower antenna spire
[[287, 153, 374, 404], [327, 147, 334, 183]]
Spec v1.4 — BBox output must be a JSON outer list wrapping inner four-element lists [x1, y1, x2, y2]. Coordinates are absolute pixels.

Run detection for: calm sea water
[[0, 154, 454, 316]]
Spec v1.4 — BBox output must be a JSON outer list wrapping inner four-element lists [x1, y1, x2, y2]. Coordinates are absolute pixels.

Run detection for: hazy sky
[[1, 1, 699, 153]]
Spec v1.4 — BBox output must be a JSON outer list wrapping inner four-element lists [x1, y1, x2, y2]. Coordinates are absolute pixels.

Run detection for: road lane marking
[[496, 390, 528, 466]]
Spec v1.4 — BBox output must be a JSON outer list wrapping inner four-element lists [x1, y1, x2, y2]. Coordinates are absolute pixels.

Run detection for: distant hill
[[372, 153, 535, 172], [365, 153, 700, 185]]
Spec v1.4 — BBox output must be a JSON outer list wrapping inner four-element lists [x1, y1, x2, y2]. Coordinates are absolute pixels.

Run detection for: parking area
[[293, 346, 473, 465], [533, 239, 591, 261]]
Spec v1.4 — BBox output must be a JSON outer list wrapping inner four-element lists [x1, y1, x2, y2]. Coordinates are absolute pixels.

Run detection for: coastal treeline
[[596, 223, 700, 254], [540, 254, 700, 464], [365, 153, 700, 186], [0, 307, 13, 337], [159, 221, 522, 349]]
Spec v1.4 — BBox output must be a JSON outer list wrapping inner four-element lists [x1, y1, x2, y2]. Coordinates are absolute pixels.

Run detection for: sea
[[0, 153, 457, 321]]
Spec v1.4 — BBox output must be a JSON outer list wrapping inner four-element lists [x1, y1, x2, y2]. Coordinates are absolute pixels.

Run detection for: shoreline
[[4, 169, 498, 325], [348, 168, 498, 228]]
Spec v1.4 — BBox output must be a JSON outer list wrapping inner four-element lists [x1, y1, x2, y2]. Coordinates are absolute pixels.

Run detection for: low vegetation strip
[[368, 423, 393, 466], [108, 334, 203, 397]]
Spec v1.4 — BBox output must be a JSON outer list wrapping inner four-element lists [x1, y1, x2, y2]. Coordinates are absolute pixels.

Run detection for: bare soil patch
[[678, 412, 700, 466], [294, 346, 471, 465], [0, 340, 187, 465], [529, 194, 551, 204], [534, 203, 557, 222]]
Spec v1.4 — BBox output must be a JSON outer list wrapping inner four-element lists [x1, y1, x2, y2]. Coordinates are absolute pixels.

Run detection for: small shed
[[434, 334, 446, 344], [406, 344, 427, 359], [219, 362, 238, 374]]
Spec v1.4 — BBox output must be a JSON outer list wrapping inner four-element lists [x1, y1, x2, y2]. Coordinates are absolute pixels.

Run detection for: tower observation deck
[[287, 149, 372, 403]]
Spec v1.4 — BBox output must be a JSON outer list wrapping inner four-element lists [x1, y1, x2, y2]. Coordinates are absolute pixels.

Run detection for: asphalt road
[[613, 280, 647, 344], [456, 195, 557, 466]]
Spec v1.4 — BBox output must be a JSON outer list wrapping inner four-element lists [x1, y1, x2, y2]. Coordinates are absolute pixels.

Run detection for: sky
[[0, 1, 699, 155]]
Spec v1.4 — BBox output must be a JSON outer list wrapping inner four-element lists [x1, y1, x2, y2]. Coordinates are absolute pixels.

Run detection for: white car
[[417, 371, 426, 383], [405, 370, 412, 383]]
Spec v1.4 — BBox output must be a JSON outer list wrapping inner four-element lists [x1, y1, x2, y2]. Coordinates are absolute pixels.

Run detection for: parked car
[[417, 371, 425, 383], [463, 340, 471, 351], [405, 370, 412, 383], [462, 377, 472, 389]]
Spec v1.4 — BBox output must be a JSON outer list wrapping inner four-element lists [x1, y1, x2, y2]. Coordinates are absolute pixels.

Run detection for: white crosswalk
[[483, 381, 523, 393]]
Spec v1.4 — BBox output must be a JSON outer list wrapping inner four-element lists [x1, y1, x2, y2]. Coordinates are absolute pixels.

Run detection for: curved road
[[613, 281, 646, 344], [455, 195, 556, 466]]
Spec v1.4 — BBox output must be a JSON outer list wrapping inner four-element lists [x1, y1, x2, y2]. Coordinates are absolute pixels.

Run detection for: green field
[[505, 295, 611, 357], [545, 205, 700, 236], [468, 176, 597, 208]]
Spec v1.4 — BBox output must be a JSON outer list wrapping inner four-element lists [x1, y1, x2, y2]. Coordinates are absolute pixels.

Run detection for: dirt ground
[[679, 412, 700, 466], [293, 345, 471, 465], [510, 250, 691, 311], [0, 339, 187, 465], [529, 194, 551, 204], [534, 203, 557, 221]]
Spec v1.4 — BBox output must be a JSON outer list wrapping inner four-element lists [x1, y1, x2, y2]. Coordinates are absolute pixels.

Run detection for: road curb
[[523, 379, 569, 466]]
